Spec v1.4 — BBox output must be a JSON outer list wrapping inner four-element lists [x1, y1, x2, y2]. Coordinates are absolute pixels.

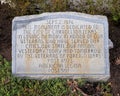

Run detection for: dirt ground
[[0, 3, 120, 96], [109, 21, 120, 95], [0, 4, 12, 60]]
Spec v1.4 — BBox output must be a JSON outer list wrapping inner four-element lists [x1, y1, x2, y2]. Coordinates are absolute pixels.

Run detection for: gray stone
[[12, 12, 111, 81]]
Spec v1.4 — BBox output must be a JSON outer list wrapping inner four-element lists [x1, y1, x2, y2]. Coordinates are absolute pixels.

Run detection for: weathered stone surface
[[12, 12, 110, 81]]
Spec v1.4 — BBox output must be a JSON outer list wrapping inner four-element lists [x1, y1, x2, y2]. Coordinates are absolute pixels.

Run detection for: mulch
[[0, 3, 13, 60], [0, 3, 120, 96], [109, 21, 120, 95]]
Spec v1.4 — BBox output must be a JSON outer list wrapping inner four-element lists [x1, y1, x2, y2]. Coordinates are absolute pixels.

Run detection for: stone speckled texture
[[12, 12, 110, 81]]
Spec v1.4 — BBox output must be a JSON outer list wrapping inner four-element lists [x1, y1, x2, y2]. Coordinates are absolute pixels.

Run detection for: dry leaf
[[115, 57, 120, 65]]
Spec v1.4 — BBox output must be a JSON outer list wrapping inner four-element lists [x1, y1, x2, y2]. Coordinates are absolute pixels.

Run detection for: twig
[[75, 86, 89, 96], [67, 79, 89, 96]]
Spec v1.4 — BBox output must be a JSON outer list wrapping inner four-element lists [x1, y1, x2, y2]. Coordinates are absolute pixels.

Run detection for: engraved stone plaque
[[12, 12, 110, 81]]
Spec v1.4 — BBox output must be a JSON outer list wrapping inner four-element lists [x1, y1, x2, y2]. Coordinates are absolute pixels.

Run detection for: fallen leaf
[[115, 57, 120, 65]]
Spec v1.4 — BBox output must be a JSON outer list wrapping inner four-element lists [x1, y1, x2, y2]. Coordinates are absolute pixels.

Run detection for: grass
[[0, 55, 70, 96], [0, 55, 112, 96]]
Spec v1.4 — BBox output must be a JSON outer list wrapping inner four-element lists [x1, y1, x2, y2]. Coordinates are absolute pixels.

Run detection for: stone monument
[[12, 12, 111, 81]]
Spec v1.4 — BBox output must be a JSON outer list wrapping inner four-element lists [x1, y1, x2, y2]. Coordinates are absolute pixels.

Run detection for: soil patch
[[109, 21, 120, 95], [0, 3, 14, 60]]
